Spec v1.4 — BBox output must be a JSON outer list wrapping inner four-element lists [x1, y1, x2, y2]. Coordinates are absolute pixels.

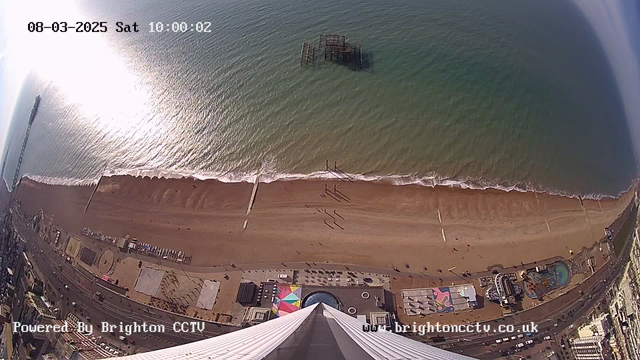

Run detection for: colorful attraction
[[523, 262, 571, 299], [271, 284, 303, 317], [432, 287, 455, 313]]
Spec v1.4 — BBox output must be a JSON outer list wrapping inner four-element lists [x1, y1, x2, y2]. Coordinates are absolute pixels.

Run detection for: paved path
[[123, 248, 564, 284]]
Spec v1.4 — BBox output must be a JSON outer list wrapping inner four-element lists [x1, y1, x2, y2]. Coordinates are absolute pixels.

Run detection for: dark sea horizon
[[2, 0, 637, 198]]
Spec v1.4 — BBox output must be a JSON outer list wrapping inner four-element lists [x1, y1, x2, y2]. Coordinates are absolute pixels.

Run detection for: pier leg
[[244, 175, 260, 229], [84, 176, 103, 213]]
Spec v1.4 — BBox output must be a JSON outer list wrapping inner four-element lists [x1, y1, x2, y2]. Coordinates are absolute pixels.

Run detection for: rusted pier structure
[[319, 34, 362, 70], [300, 42, 315, 66], [300, 34, 363, 70]]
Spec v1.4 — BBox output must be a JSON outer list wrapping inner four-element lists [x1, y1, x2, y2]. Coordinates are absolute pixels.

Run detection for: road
[[412, 202, 638, 358], [15, 219, 238, 353], [434, 227, 632, 358], [444, 260, 614, 358], [15, 199, 636, 358]]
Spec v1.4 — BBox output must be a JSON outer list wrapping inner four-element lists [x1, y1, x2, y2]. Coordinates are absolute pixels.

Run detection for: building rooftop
[[243, 307, 271, 324], [301, 285, 389, 317], [402, 284, 478, 315], [26, 292, 56, 319], [578, 313, 610, 338]]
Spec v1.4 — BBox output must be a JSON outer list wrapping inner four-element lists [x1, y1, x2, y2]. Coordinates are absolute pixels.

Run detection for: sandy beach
[[15, 176, 635, 274]]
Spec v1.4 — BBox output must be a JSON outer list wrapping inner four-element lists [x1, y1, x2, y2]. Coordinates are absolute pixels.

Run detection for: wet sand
[[15, 176, 635, 274]]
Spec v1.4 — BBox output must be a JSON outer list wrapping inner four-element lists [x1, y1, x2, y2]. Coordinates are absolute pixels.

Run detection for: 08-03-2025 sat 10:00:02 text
[[27, 21, 212, 33]]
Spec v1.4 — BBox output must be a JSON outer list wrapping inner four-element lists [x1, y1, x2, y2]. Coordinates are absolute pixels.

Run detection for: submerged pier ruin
[[300, 34, 363, 70]]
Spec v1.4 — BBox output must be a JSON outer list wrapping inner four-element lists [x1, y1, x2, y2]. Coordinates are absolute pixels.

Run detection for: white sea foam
[[20, 168, 633, 200], [21, 174, 99, 187]]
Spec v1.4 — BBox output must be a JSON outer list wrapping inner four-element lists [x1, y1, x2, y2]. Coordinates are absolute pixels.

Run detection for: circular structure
[[361, 291, 370, 299], [97, 250, 115, 274], [347, 307, 357, 315], [302, 291, 340, 309]]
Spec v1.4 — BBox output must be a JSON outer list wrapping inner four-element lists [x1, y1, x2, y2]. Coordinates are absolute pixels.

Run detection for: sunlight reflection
[[4, 0, 157, 138]]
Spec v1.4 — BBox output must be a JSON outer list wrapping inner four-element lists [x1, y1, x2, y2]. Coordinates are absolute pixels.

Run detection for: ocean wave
[[20, 167, 635, 200], [21, 174, 100, 187]]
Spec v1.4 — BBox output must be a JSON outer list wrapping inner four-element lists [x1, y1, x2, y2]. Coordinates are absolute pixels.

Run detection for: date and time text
[[27, 21, 212, 33]]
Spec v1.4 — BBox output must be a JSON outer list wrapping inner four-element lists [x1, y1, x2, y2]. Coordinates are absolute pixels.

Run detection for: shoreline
[[19, 167, 637, 200], [15, 175, 637, 274]]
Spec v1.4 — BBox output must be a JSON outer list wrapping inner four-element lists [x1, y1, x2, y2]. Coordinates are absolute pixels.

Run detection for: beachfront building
[[46, 315, 117, 359], [571, 336, 608, 360], [9, 292, 58, 358], [402, 284, 478, 316], [242, 307, 271, 325], [485, 272, 525, 308], [607, 227, 640, 360], [577, 313, 610, 338], [20, 292, 57, 326], [110, 303, 474, 360]]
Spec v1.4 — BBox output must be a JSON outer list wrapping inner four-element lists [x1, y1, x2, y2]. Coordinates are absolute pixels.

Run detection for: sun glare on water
[[4, 0, 156, 138]]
